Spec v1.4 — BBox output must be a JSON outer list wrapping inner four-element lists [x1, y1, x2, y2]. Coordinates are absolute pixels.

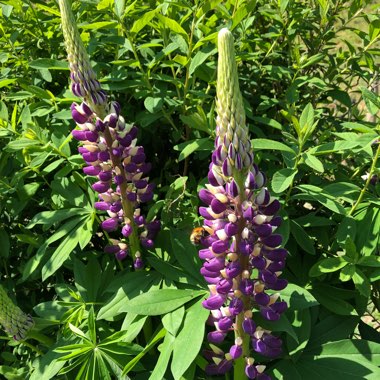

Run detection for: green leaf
[[303, 152, 324, 172], [290, 219, 315, 255], [299, 103, 315, 134], [274, 340, 380, 379], [122, 289, 206, 316], [174, 138, 213, 162], [162, 306, 185, 337], [305, 339, 380, 365], [369, 19, 380, 41], [171, 299, 209, 380], [68, 324, 91, 343], [251, 138, 296, 154], [97, 271, 161, 320], [307, 315, 359, 350], [231, 0, 257, 30], [130, 8, 159, 35], [148, 332, 175, 380], [328, 88, 353, 107], [342, 122, 375, 133], [272, 168, 298, 193], [29, 59, 69, 70], [74, 258, 101, 303], [309, 257, 348, 277], [278, 283, 319, 311], [170, 228, 205, 284], [251, 116, 282, 130], [0, 78, 17, 88], [147, 256, 199, 286], [358, 256, 380, 267], [295, 214, 335, 227], [361, 86, 380, 111], [122, 328, 166, 375], [27, 208, 89, 229], [180, 113, 210, 133], [309, 138, 377, 156], [29, 340, 67, 380], [6, 138, 40, 151], [144, 96, 163, 113], [324, 182, 361, 202], [355, 207, 380, 256], [337, 217, 357, 249], [301, 53, 324, 69], [286, 309, 311, 358], [312, 285, 358, 316], [345, 237, 358, 261], [352, 268, 371, 298], [157, 14, 188, 40], [41, 222, 82, 280], [358, 320, 380, 344], [340, 264, 356, 282], [78, 21, 118, 30], [120, 314, 148, 343], [189, 47, 216, 76], [295, 184, 347, 215], [19, 84, 52, 100]]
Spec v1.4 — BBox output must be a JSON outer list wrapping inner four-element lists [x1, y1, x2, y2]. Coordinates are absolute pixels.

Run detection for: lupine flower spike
[[0, 285, 34, 340], [58, 0, 159, 266], [197, 28, 288, 379]]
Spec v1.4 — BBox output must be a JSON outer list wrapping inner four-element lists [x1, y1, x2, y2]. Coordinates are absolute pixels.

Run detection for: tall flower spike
[[58, 0, 159, 266], [0, 285, 34, 340], [199, 28, 288, 379]]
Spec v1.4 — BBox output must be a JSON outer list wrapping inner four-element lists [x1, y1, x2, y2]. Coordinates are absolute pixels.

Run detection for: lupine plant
[[198, 28, 287, 379], [58, 0, 159, 267]]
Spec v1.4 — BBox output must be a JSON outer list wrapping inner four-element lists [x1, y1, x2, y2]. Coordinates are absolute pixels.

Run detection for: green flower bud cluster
[[212, 28, 253, 184], [0, 285, 33, 340], [58, 0, 106, 107]]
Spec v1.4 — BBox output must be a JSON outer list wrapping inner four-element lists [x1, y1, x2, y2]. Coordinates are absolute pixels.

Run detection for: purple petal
[[207, 330, 226, 344], [229, 344, 242, 359], [83, 165, 101, 176]]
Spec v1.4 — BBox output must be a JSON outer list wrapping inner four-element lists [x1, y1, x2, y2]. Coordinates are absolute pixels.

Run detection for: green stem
[[21, 340, 44, 355], [233, 171, 250, 380], [27, 330, 54, 347], [285, 142, 303, 205], [349, 141, 380, 216]]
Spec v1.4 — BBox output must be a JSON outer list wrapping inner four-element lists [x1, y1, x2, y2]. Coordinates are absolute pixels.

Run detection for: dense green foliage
[[0, 0, 380, 379]]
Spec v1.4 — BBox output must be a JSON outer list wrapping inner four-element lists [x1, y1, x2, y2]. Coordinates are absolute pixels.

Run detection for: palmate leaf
[[122, 289, 207, 316], [122, 328, 166, 376], [41, 218, 86, 281], [278, 283, 319, 311], [149, 332, 175, 380], [171, 298, 209, 380], [97, 271, 162, 320], [29, 339, 69, 380], [272, 339, 380, 379], [162, 306, 185, 337]]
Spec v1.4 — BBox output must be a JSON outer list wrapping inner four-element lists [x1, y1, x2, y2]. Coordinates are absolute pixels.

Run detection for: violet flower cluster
[[197, 28, 288, 379], [58, 0, 159, 266]]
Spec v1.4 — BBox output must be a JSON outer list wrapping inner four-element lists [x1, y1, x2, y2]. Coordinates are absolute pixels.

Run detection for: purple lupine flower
[[197, 28, 288, 378], [58, 0, 159, 265]]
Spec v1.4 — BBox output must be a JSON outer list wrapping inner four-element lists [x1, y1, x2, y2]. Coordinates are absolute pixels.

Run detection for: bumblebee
[[190, 227, 207, 245]]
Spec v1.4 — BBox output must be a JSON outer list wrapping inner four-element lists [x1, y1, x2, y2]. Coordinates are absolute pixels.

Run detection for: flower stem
[[349, 141, 380, 216]]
